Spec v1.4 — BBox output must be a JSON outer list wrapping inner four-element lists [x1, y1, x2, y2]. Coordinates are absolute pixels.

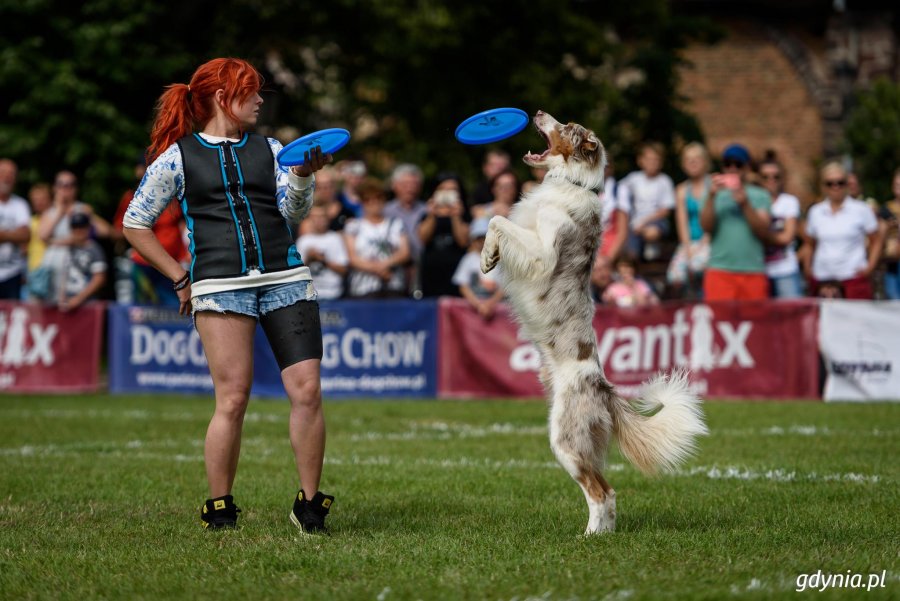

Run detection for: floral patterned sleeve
[[123, 144, 184, 229], [268, 137, 315, 224]]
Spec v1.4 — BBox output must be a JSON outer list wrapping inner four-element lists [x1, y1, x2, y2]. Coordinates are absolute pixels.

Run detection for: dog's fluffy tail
[[610, 369, 708, 475]]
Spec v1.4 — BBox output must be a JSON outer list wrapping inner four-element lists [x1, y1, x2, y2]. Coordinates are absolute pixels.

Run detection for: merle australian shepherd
[[480, 111, 708, 534]]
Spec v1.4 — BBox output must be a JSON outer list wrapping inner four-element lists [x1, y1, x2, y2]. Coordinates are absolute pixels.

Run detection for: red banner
[[438, 298, 820, 400], [0, 301, 105, 393]]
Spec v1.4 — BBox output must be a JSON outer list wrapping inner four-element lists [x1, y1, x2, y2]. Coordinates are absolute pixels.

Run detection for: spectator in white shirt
[[344, 177, 411, 298], [803, 161, 882, 299], [617, 142, 675, 261], [0, 159, 31, 299], [759, 151, 803, 298], [296, 205, 349, 300]]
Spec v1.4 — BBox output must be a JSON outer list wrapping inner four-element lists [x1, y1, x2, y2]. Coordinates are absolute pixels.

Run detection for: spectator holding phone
[[417, 172, 470, 297], [803, 161, 881, 299], [700, 144, 772, 301]]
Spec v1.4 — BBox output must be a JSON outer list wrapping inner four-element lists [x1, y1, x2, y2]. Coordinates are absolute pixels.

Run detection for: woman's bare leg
[[194, 311, 257, 497]]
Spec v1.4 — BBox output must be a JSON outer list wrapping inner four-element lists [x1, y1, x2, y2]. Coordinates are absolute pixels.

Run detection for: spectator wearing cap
[[700, 144, 772, 301], [452, 217, 504, 319], [0, 158, 31, 299], [803, 161, 881, 299], [59, 212, 107, 311]]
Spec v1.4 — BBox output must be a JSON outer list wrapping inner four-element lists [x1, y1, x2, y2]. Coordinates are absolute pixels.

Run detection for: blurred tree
[[0, 0, 247, 214], [0, 0, 719, 213], [843, 78, 900, 202]]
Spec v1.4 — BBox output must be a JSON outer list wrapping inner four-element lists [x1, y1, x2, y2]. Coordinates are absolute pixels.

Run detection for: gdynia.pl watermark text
[[796, 570, 887, 592]]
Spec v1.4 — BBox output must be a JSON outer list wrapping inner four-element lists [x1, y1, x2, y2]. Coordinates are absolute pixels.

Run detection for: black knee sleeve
[[260, 300, 323, 371]]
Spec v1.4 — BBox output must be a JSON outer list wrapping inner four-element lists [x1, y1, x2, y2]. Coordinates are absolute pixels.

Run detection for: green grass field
[[0, 394, 897, 600]]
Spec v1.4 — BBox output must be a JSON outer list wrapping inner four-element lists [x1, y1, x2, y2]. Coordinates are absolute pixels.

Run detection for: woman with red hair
[[123, 58, 334, 533]]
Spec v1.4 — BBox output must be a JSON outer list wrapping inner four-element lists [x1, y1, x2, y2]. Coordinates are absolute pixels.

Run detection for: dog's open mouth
[[525, 125, 551, 162]]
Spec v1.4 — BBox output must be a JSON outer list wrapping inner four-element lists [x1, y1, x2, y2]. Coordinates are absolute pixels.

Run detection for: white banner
[[820, 300, 900, 402]]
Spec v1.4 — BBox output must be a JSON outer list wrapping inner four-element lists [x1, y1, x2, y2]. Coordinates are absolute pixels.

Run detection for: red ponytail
[[147, 58, 264, 163]]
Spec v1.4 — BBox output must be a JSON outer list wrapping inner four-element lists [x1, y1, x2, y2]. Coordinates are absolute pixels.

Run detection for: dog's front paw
[[481, 245, 499, 274]]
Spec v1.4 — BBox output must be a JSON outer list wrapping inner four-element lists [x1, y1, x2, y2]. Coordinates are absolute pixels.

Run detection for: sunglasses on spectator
[[824, 179, 847, 188], [761, 173, 781, 181], [722, 159, 744, 168]]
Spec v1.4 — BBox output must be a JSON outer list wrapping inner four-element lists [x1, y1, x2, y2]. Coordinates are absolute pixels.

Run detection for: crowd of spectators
[[2, 141, 899, 315]]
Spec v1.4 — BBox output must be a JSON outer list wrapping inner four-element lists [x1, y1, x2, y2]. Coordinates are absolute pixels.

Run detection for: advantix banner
[[0, 301, 104, 392], [438, 297, 821, 400]]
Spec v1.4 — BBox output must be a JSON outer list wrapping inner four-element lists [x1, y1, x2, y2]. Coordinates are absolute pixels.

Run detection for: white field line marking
[[3, 409, 896, 440], [0, 408, 284, 423], [1, 440, 883, 484], [350, 422, 547, 442]]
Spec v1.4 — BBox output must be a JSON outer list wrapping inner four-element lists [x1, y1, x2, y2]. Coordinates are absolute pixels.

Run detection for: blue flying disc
[[277, 128, 351, 166], [455, 108, 529, 145]]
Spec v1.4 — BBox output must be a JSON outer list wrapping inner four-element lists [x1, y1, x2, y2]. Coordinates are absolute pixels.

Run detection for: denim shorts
[[191, 279, 318, 318]]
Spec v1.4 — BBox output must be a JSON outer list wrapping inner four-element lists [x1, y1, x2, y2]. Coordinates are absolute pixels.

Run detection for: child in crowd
[[617, 142, 676, 261], [452, 218, 504, 319], [59, 212, 107, 311], [602, 255, 659, 307], [296, 205, 350, 300], [817, 280, 844, 299]]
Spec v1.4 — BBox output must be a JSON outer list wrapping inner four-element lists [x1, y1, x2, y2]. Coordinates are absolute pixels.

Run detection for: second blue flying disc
[[455, 108, 529, 145], [277, 128, 351, 166]]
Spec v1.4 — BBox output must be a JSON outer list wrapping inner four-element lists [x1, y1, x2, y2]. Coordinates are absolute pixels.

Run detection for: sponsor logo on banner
[[0, 307, 59, 369], [108, 305, 213, 393], [0, 301, 103, 392], [820, 301, 900, 401], [317, 303, 435, 397], [508, 305, 755, 397], [510, 305, 754, 370], [439, 298, 819, 399], [244, 301, 438, 398], [130, 326, 206, 367]]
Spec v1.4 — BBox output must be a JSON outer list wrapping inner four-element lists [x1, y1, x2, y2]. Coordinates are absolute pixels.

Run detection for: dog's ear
[[581, 133, 600, 153]]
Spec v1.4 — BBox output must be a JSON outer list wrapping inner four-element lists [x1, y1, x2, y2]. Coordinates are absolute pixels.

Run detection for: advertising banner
[[109, 300, 438, 399], [0, 301, 104, 392], [820, 300, 900, 402], [438, 298, 820, 400], [108, 305, 213, 394], [251, 299, 438, 398], [317, 299, 437, 398]]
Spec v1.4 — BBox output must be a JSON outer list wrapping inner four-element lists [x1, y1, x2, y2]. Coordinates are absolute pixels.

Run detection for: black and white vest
[[177, 132, 303, 283]]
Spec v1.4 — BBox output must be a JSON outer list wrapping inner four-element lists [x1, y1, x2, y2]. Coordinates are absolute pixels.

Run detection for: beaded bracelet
[[173, 273, 190, 291]]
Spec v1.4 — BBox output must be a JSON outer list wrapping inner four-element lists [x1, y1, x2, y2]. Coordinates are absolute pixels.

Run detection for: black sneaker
[[290, 489, 334, 534], [200, 495, 241, 529]]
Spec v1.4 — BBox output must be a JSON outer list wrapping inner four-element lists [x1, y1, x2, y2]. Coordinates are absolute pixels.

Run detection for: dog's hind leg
[[581, 468, 616, 535], [549, 391, 616, 534]]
